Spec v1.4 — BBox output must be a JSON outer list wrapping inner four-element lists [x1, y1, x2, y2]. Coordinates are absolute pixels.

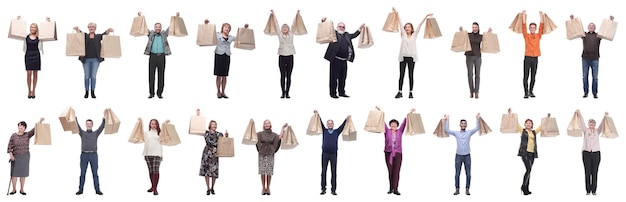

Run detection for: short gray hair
[[88, 22, 97, 27], [588, 119, 596, 124]]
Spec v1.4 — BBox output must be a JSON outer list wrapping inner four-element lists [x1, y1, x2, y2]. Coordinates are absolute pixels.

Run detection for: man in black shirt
[[322, 18, 365, 99]]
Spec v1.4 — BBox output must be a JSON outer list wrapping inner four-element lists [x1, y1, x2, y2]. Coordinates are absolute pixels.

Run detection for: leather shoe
[[339, 94, 349, 98], [320, 190, 326, 195]]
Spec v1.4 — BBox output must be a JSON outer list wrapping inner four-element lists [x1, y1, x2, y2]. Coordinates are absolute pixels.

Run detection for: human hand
[[410, 108, 416, 113], [605, 112, 609, 115], [321, 17, 327, 22], [196, 109, 201, 116], [347, 115, 351, 119], [361, 23, 365, 29], [297, 10, 300, 14], [392, 7, 396, 12], [459, 26, 463, 31], [270, 10, 274, 14], [138, 11, 142, 16], [476, 113, 480, 118], [204, 19, 209, 24], [522, 10, 526, 14], [426, 13, 433, 18], [46, 17, 51, 22], [610, 15, 614, 21], [107, 28, 114, 33], [444, 115, 449, 120], [282, 123, 288, 129], [313, 110, 318, 114], [225, 130, 229, 137], [576, 109, 580, 113], [539, 11, 544, 15], [508, 108, 512, 113], [488, 27, 492, 32], [244, 24, 249, 29], [138, 117, 142, 121], [40, 117, 45, 123], [9, 155, 15, 161], [176, 12, 180, 17], [73, 26, 79, 31], [570, 15, 574, 20], [547, 113, 551, 117], [165, 119, 170, 123]]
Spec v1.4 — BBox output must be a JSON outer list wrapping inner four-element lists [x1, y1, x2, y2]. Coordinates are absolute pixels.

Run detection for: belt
[[335, 56, 347, 61], [82, 151, 96, 153], [150, 53, 165, 56]]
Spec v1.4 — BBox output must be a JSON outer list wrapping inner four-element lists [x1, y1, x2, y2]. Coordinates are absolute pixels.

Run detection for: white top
[[274, 16, 295, 56], [580, 116, 603, 152], [398, 17, 419, 62], [143, 130, 163, 157]]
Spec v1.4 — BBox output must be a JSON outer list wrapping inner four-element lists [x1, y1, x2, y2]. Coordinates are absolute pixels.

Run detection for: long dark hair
[[149, 119, 161, 135], [472, 22, 480, 33]]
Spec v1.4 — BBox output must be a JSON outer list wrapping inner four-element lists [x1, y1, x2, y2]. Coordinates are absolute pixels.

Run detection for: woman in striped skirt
[[199, 117, 229, 195], [7, 118, 44, 195], [256, 120, 286, 195], [140, 118, 168, 195]]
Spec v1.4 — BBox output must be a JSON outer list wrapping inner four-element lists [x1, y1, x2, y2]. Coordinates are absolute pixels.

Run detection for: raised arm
[[315, 110, 327, 130], [376, 106, 389, 131], [597, 112, 608, 134], [398, 108, 414, 133], [539, 11, 544, 23], [350, 24, 364, 39], [443, 115, 455, 136], [278, 123, 288, 139], [415, 13, 432, 34], [468, 114, 480, 135], [76, 116, 84, 134], [271, 10, 285, 38], [534, 114, 546, 135], [25, 117, 44, 138], [521, 10, 528, 35], [576, 110, 588, 130], [336, 115, 349, 134], [94, 109, 108, 135], [392, 7, 406, 37]]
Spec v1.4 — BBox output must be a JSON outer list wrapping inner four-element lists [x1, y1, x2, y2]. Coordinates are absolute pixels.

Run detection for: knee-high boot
[[153, 173, 160, 195]]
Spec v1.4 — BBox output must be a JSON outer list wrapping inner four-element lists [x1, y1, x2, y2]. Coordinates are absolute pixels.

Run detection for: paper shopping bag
[[433, 119, 449, 138], [406, 113, 425, 135], [382, 11, 399, 32], [451, 31, 471, 52], [104, 109, 121, 134], [481, 32, 500, 53], [342, 116, 357, 141], [540, 115, 560, 137], [424, 18, 442, 39], [509, 13, 523, 34], [364, 110, 385, 133], [197, 23, 218, 46], [65, 31, 85, 56], [601, 115, 618, 138], [58, 107, 79, 134], [306, 113, 323, 135], [478, 117, 493, 135], [598, 18, 618, 41], [128, 119, 145, 143], [281, 126, 299, 150], [291, 12, 308, 35], [8, 17, 27, 40], [357, 26, 374, 48], [160, 122, 181, 146], [264, 13, 278, 36], [39, 20, 57, 41], [567, 111, 584, 137], [242, 119, 258, 145], [34, 123, 52, 145], [500, 112, 519, 134], [101, 33, 122, 58], [188, 115, 207, 135], [316, 20, 337, 44], [168, 16, 188, 37], [543, 13, 557, 34], [234, 27, 256, 50], [566, 17, 586, 40], [216, 137, 235, 157], [130, 15, 149, 36]]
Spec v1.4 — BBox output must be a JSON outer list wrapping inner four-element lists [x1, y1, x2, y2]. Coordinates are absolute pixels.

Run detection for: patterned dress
[[256, 130, 281, 175], [199, 130, 223, 177]]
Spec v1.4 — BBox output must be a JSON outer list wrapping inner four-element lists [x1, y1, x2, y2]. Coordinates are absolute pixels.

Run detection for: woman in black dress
[[24, 23, 43, 99]]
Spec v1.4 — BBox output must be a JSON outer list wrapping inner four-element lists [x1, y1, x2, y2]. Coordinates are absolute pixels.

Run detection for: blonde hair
[[281, 24, 290, 31], [221, 23, 231, 33], [29, 23, 39, 36]]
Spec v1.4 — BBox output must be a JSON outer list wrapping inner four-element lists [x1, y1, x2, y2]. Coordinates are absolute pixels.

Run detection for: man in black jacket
[[321, 17, 365, 98]]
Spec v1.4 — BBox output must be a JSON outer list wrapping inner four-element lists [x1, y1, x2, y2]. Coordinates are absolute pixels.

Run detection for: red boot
[[147, 173, 154, 192]]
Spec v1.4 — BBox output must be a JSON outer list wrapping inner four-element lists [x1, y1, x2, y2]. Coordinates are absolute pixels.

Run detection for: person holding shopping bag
[[443, 113, 480, 195], [321, 17, 365, 99], [197, 109, 229, 195], [73, 24, 114, 99], [6, 118, 44, 195], [520, 10, 544, 99], [576, 109, 607, 195], [269, 10, 303, 99], [256, 120, 286, 195], [375, 106, 414, 195], [212, 21, 249, 99], [140, 11, 180, 99], [516, 116, 543, 195], [138, 118, 170, 195], [458, 23, 491, 99], [74, 109, 109, 195], [313, 110, 349, 195]]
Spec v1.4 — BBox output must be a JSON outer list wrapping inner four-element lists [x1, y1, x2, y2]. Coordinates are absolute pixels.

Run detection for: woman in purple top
[[375, 106, 414, 195]]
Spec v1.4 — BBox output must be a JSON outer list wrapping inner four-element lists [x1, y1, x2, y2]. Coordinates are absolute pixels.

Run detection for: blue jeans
[[78, 152, 100, 192], [82, 58, 100, 91], [582, 59, 599, 95], [455, 154, 471, 189]]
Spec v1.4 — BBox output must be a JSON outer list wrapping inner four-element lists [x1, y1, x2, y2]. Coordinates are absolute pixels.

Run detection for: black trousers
[[279, 55, 294, 93], [398, 57, 415, 91], [329, 58, 348, 96], [521, 152, 535, 189], [321, 152, 337, 192], [523, 56, 538, 93], [582, 151, 601, 193], [149, 54, 166, 96]]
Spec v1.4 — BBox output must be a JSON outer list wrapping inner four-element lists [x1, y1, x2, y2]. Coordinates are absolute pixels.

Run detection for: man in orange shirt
[[521, 10, 544, 99]]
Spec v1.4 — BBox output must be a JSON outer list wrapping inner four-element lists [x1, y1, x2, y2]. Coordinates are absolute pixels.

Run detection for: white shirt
[[274, 17, 295, 56], [398, 18, 418, 62], [580, 116, 602, 152], [143, 130, 163, 157]]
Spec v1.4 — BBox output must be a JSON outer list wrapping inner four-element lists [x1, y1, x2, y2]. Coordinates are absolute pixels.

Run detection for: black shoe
[[96, 191, 103, 195], [320, 190, 326, 195], [339, 94, 349, 98], [529, 91, 535, 98], [285, 92, 290, 99], [207, 190, 211, 195], [90, 90, 96, 99], [408, 92, 413, 99], [84, 91, 89, 99], [9, 191, 16, 195], [157, 95, 163, 99], [453, 189, 460, 195], [524, 91, 529, 99], [331, 191, 337, 195], [593, 94, 598, 99], [280, 92, 285, 99], [222, 95, 229, 99], [20, 191, 26, 195], [387, 189, 393, 194], [330, 95, 339, 99], [210, 189, 215, 195], [148, 95, 154, 99], [393, 190, 401, 195], [76, 191, 83, 195], [395, 92, 403, 98], [583, 93, 588, 98], [465, 189, 470, 195]]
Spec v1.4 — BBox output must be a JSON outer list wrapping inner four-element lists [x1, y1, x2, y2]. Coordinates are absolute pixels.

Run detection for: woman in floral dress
[[198, 110, 228, 195]]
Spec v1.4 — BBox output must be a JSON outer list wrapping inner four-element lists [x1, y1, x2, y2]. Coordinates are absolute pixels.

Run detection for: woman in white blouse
[[139, 118, 168, 195], [270, 10, 300, 99], [576, 109, 607, 196], [392, 8, 432, 99]]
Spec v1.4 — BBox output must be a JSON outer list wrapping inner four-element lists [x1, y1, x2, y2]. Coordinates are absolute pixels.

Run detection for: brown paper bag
[[59, 107, 79, 134], [433, 119, 449, 138], [39, 21, 57, 41], [128, 119, 145, 143], [509, 13, 523, 34], [8, 17, 27, 40], [481, 32, 500, 53], [500, 112, 519, 134], [242, 119, 258, 145], [598, 19, 618, 41], [291, 12, 308, 35], [566, 17, 586, 40], [281, 126, 299, 150], [316, 21, 337, 44], [451, 31, 471, 52], [306, 113, 323, 135], [600, 115, 618, 138], [216, 137, 235, 157], [342, 116, 357, 141], [160, 122, 181, 146], [168, 16, 188, 37], [188, 115, 207, 135], [101, 33, 122, 58], [364, 110, 385, 133], [424, 18, 442, 39], [65, 31, 85, 56], [543, 13, 557, 34], [357, 26, 374, 48], [234, 28, 256, 50], [382, 12, 399, 32], [130, 15, 149, 36], [567, 111, 584, 137], [540, 116, 560, 137], [478, 117, 493, 135], [264, 13, 278, 36], [197, 23, 217, 46], [104, 109, 121, 134], [34, 123, 52, 145], [406, 113, 425, 135]]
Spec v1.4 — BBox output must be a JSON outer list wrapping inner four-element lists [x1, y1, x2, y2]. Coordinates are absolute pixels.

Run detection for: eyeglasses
[[337, 26, 345, 28]]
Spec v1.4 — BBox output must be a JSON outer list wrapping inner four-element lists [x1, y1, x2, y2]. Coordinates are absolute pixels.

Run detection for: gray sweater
[[77, 117, 106, 152]]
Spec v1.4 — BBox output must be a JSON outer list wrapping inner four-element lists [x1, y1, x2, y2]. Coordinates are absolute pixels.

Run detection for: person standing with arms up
[[141, 11, 179, 99], [270, 10, 301, 99], [314, 110, 349, 195], [375, 106, 414, 195], [576, 109, 607, 195], [73, 24, 114, 99], [75, 109, 108, 195], [321, 17, 364, 99], [458, 23, 491, 99], [520, 10, 544, 99], [443, 113, 480, 195]]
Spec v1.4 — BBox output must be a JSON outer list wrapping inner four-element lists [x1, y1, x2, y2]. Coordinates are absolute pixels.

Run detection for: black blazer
[[324, 30, 361, 62], [78, 31, 108, 63], [518, 129, 538, 158]]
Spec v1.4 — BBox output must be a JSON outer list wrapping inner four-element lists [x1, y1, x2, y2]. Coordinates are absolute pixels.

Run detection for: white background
[[0, 0, 624, 201]]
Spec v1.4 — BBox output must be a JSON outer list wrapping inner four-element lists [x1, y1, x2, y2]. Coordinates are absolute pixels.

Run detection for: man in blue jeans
[[314, 110, 349, 195], [444, 113, 480, 195], [75, 108, 108, 195], [571, 14, 614, 99]]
